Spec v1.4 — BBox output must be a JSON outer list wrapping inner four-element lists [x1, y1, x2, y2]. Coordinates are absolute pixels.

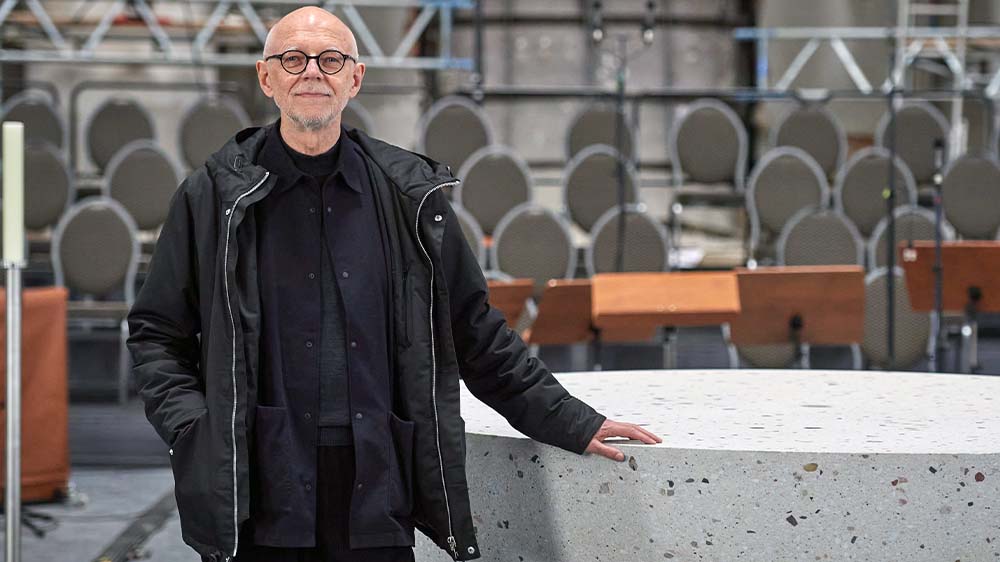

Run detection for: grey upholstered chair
[[454, 145, 532, 235], [178, 96, 250, 170], [342, 100, 375, 134], [669, 98, 748, 190], [867, 206, 955, 269], [875, 101, 949, 185], [862, 267, 931, 370], [24, 142, 73, 232], [724, 324, 798, 369], [667, 99, 749, 251], [833, 147, 917, 238], [777, 207, 864, 266], [0, 90, 66, 151], [561, 144, 638, 233], [51, 197, 140, 403], [941, 153, 1000, 240], [104, 140, 183, 231], [453, 205, 487, 269], [772, 103, 846, 178], [566, 103, 634, 162], [746, 147, 830, 264], [585, 204, 670, 277], [86, 97, 155, 172], [415, 95, 494, 175], [490, 203, 576, 295]]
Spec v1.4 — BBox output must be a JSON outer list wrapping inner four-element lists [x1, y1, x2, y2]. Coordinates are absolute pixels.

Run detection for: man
[[127, 7, 660, 562]]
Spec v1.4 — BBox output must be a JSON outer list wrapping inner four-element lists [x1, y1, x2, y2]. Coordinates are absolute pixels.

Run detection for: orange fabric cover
[[0, 287, 70, 501]]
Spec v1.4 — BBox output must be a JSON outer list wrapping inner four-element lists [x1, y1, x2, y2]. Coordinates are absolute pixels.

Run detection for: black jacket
[[126, 124, 606, 562]]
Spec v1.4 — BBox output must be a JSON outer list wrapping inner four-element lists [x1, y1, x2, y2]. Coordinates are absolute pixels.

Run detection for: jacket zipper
[[413, 179, 461, 559], [222, 171, 269, 561]]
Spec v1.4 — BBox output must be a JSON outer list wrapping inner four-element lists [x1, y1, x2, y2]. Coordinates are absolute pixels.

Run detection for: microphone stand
[[594, 0, 655, 273], [885, 83, 898, 369], [930, 140, 946, 372]]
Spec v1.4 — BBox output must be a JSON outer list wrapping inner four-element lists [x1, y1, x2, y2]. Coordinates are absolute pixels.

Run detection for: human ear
[[349, 62, 365, 98], [256, 60, 274, 98]]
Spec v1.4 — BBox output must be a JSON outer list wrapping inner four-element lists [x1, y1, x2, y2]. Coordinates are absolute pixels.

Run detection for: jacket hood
[[205, 122, 457, 202]]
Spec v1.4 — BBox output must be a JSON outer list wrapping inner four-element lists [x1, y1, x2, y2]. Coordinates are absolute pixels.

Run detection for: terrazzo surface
[[459, 369, 1000, 454], [411, 369, 1000, 561]]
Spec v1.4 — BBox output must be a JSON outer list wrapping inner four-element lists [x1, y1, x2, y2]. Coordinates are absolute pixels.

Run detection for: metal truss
[[734, 24, 1000, 95], [734, 0, 1000, 158], [0, 0, 474, 70]]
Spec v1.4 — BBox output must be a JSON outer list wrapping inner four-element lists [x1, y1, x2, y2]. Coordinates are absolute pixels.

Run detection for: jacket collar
[[256, 121, 366, 197], [206, 121, 458, 204]]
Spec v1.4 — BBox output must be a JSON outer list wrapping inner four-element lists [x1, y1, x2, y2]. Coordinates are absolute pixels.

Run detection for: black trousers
[[215, 445, 415, 562]]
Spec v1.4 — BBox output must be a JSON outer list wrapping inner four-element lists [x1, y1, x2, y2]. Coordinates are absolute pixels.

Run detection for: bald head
[[256, 5, 365, 139], [263, 7, 359, 59]]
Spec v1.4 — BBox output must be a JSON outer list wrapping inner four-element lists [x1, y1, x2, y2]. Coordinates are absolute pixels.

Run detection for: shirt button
[[305, 483, 313, 491], [350, 341, 357, 348], [305, 340, 313, 348], [304, 412, 312, 420], [342, 271, 349, 279], [357, 483, 363, 490], [326, 206, 332, 213], [309, 207, 316, 214], [355, 412, 363, 420], [308, 272, 316, 280]]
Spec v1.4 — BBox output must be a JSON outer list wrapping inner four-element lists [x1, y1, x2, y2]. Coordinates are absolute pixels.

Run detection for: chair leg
[[726, 345, 740, 369], [118, 320, 130, 404], [960, 322, 974, 374], [850, 344, 863, 370], [798, 343, 811, 370], [669, 202, 683, 252], [661, 327, 678, 370], [589, 334, 603, 372]]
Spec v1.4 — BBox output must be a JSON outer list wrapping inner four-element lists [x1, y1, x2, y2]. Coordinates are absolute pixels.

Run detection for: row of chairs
[[4, 89, 382, 237], [746, 146, 1000, 268], [671, 97, 958, 190], [451, 142, 641, 236], [15, 136, 182, 237], [0, 90, 248, 172], [454, 202, 668, 293], [415, 94, 969, 189]]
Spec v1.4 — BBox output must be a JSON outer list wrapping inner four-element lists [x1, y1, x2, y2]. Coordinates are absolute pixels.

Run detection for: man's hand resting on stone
[[584, 419, 662, 461]]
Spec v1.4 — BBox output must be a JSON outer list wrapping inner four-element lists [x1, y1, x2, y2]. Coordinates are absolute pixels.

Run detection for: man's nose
[[301, 57, 324, 78]]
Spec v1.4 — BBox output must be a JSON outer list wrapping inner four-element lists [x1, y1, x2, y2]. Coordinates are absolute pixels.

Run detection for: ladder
[[891, 0, 970, 156]]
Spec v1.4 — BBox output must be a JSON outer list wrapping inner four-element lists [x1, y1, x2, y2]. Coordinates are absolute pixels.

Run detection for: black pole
[[473, 0, 484, 98], [885, 78, 897, 370], [614, 34, 628, 273], [931, 139, 945, 371]]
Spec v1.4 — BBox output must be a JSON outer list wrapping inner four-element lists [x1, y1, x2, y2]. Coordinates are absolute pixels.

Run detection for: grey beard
[[287, 111, 337, 131]]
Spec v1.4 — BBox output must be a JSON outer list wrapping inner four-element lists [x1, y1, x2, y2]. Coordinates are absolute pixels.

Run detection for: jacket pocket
[[401, 266, 413, 347], [387, 411, 416, 518], [253, 405, 294, 520], [169, 408, 215, 547]]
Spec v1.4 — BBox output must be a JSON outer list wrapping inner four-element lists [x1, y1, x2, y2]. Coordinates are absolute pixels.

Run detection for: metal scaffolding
[[734, 0, 1000, 94], [0, 0, 474, 70], [734, 0, 1000, 157]]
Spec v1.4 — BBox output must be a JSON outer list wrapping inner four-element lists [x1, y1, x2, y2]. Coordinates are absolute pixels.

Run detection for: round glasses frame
[[264, 49, 357, 75]]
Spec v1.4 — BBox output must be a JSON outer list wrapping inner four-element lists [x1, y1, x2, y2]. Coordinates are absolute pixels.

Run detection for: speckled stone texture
[[415, 370, 1000, 561]]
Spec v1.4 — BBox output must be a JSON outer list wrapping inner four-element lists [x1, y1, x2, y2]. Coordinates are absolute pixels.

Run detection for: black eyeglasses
[[264, 49, 357, 75]]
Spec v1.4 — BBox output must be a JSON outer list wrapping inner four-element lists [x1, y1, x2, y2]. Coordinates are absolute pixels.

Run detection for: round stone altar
[[414, 369, 1000, 561]]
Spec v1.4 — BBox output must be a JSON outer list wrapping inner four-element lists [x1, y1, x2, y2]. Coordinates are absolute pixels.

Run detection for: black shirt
[[255, 124, 392, 447]]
